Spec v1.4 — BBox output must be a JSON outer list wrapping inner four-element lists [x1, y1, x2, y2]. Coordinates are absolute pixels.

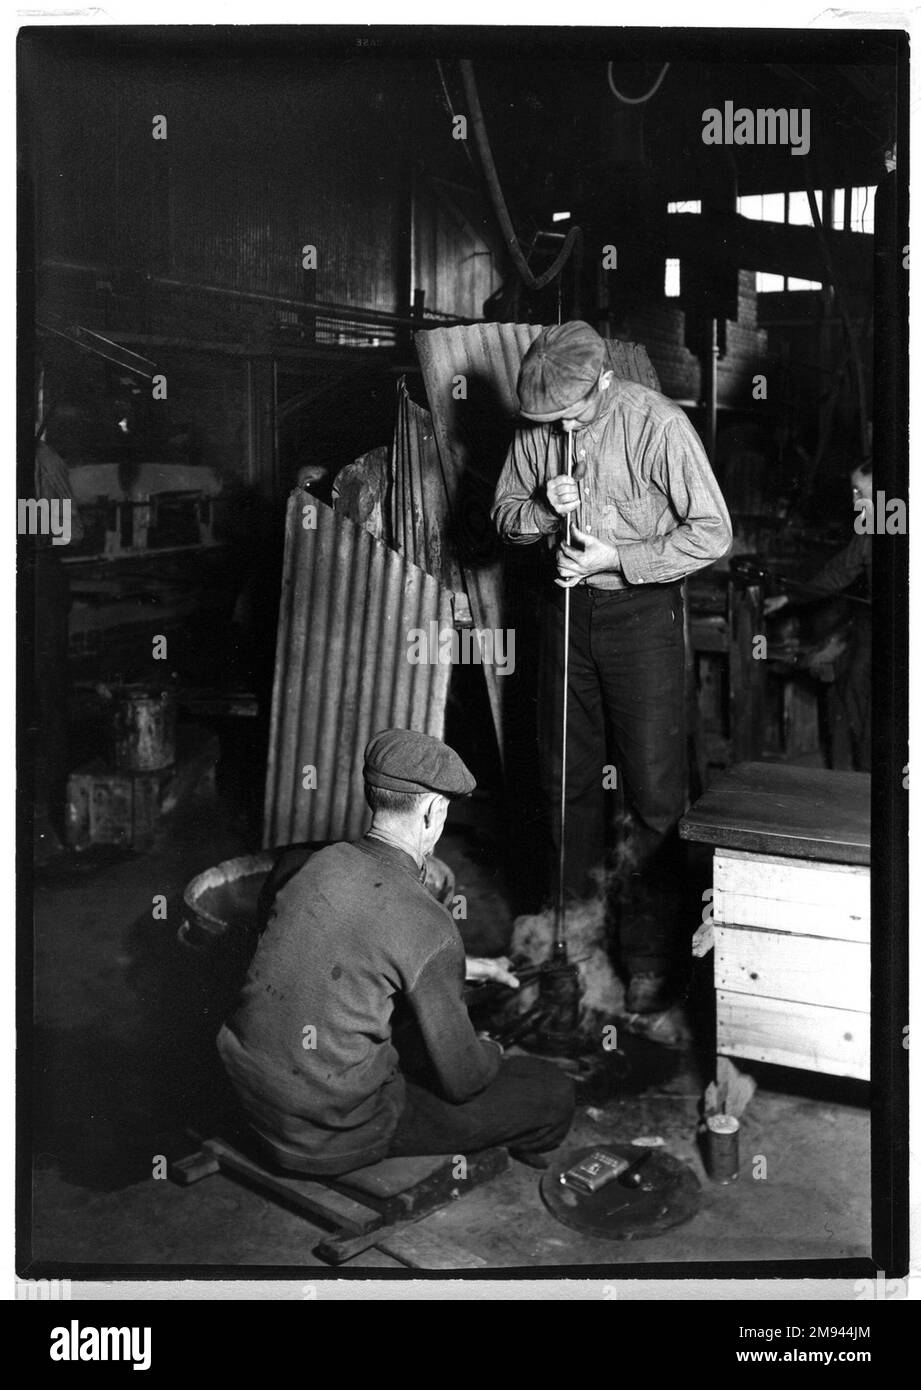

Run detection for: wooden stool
[[170, 1134, 508, 1266]]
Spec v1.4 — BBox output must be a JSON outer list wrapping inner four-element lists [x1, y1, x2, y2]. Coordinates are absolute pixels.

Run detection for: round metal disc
[[540, 1143, 700, 1240]]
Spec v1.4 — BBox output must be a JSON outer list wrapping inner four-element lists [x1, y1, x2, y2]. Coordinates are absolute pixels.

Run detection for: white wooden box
[[711, 848, 870, 1082]]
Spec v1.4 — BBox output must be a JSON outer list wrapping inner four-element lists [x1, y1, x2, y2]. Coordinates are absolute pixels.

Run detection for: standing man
[[492, 321, 732, 1014]]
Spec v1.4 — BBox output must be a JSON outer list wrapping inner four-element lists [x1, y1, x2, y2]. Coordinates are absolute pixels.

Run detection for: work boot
[[509, 1148, 552, 1171], [625, 971, 671, 1015]]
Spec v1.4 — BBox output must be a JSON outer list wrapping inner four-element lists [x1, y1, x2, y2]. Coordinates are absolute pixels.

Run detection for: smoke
[[501, 816, 642, 1032], [507, 885, 625, 1034]]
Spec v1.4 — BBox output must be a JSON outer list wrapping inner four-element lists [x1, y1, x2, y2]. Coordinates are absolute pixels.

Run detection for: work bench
[[680, 761, 871, 1085]]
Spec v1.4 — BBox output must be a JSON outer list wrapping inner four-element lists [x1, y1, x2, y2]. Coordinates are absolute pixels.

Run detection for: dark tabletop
[[679, 761, 870, 866]]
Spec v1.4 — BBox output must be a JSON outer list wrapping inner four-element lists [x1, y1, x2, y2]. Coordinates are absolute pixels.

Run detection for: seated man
[[217, 729, 575, 1176]]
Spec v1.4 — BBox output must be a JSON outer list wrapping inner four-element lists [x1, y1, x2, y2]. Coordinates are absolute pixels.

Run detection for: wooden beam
[[667, 212, 873, 294]]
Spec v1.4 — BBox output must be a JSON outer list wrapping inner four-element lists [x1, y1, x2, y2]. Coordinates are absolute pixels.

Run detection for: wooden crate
[[712, 848, 870, 1082], [65, 762, 163, 850], [713, 850, 870, 942]]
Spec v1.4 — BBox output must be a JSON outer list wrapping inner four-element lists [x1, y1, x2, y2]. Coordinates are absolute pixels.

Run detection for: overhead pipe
[[458, 60, 582, 296], [39, 260, 487, 333]]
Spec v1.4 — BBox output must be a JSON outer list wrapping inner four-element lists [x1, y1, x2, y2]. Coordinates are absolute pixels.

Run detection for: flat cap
[[517, 321, 606, 422], [363, 729, 476, 797]]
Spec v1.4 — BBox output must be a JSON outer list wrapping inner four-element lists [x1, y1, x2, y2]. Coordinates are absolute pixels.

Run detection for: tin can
[[705, 1113, 740, 1183], [112, 684, 176, 771]]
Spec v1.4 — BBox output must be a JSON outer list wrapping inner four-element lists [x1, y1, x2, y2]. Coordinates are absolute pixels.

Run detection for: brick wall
[[608, 270, 768, 407]]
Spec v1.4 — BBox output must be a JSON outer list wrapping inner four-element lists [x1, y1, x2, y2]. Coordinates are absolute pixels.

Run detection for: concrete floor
[[28, 792, 871, 1273]]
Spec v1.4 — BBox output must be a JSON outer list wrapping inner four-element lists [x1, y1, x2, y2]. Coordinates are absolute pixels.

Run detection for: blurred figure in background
[[765, 463, 872, 770]]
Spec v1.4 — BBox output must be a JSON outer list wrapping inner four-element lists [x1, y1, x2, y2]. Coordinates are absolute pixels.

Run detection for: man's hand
[[545, 474, 581, 518], [764, 594, 790, 616], [555, 526, 620, 587], [465, 955, 520, 989]]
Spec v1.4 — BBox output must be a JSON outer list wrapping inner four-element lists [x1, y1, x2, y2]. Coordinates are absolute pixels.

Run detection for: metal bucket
[[111, 684, 176, 772], [179, 847, 456, 964], [179, 852, 276, 959]]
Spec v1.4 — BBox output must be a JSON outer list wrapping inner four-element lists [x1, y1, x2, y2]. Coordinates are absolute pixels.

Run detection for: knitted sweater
[[216, 836, 500, 1174]]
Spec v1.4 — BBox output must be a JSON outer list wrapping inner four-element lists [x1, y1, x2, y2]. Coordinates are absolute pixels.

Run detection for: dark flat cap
[[518, 320, 606, 422], [364, 729, 476, 797]]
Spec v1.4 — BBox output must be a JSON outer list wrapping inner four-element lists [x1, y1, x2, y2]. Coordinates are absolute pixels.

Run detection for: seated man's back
[[217, 835, 498, 1176]]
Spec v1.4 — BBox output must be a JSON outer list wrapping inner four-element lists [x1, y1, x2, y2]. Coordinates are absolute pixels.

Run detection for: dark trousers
[[386, 1056, 575, 1159], [538, 583, 687, 974], [829, 627, 871, 772]]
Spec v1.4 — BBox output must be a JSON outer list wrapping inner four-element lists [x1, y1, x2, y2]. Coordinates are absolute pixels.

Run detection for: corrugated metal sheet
[[413, 324, 660, 759], [262, 488, 453, 847], [391, 379, 465, 593]]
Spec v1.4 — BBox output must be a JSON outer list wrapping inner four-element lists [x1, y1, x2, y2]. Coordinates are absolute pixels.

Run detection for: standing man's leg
[[591, 585, 688, 1009]]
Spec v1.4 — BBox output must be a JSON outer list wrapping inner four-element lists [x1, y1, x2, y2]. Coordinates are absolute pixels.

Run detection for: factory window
[[786, 190, 817, 225], [667, 200, 701, 214], [755, 272, 823, 293], [850, 186, 876, 234], [664, 258, 681, 297], [740, 188, 876, 234], [737, 192, 786, 223], [739, 191, 821, 224]]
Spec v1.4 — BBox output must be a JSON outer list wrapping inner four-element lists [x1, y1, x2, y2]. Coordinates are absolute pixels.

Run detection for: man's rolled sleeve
[[619, 418, 732, 585], [492, 429, 560, 544], [406, 943, 500, 1104]]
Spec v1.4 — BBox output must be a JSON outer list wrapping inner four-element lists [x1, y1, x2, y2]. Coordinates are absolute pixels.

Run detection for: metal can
[[112, 684, 176, 771], [705, 1113, 740, 1183]]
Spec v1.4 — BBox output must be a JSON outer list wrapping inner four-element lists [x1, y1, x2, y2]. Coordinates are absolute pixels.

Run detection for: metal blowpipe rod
[[553, 425, 575, 962]]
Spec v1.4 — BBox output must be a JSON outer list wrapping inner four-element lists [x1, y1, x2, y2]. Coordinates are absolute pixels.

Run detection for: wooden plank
[[314, 1146, 509, 1265], [377, 1226, 488, 1269], [716, 991, 870, 1081], [330, 1154, 447, 1201], [203, 1139, 383, 1236], [715, 926, 870, 1011], [714, 850, 870, 913], [713, 890, 869, 942], [679, 762, 870, 865]]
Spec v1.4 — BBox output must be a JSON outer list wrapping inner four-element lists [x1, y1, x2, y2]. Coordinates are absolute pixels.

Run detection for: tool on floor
[[170, 1133, 508, 1267]]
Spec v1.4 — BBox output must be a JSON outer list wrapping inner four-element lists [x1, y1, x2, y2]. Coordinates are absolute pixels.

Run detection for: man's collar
[[587, 382, 620, 431], [360, 832, 427, 882]]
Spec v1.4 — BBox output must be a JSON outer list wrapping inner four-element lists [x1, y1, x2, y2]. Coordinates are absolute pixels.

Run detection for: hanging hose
[[606, 59, 670, 106], [458, 59, 582, 294]]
